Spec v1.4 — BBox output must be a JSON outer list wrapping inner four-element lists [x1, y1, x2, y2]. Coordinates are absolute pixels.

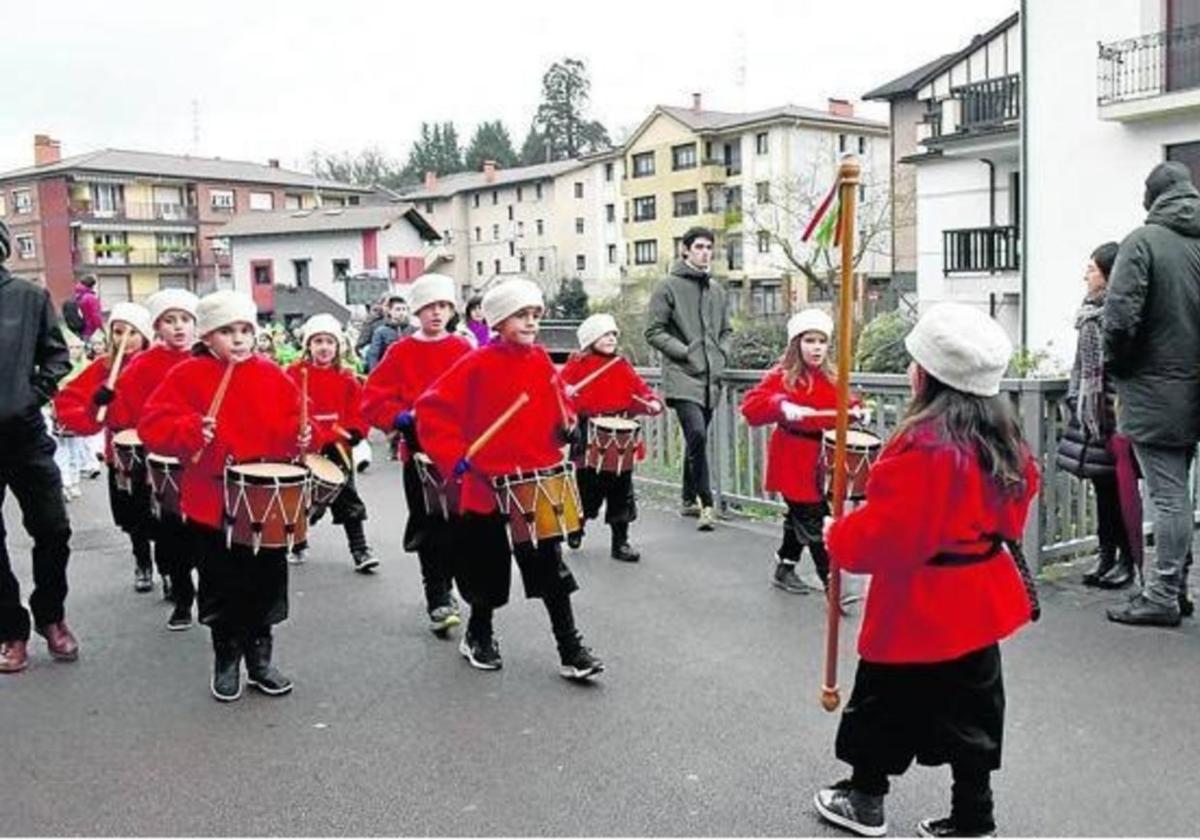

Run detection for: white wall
[[1025, 0, 1200, 366]]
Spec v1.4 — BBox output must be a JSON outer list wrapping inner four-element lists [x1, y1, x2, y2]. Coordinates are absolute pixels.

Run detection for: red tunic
[[107, 345, 192, 433], [137, 354, 305, 529], [285, 361, 364, 450], [826, 424, 1040, 664], [740, 366, 847, 504], [561, 351, 659, 462], [415, 341, 575, 515], [361, 334, 473, 434], [53, 355, 132, 462]]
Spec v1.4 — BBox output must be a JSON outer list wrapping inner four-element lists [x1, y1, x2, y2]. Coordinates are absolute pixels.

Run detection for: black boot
[[1097, 549, 1134, 589], [610, 522, 640, 563], [244, 630, 293, 696], [210, 630, 243, 702], [1082, 545, 1118, 587]]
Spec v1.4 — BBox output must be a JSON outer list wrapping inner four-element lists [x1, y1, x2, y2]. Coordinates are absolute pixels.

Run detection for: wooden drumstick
[[552, 376, 572, 432], [568, 355, 622, 394], [95, 332, 132, 424], [332, 442, 354, 473], [465, 392, 530, 461], [300, 367, 309, 439], [332, 423, 354, 442], [631, 394, 661, 413], [190, 362, 236, 465]]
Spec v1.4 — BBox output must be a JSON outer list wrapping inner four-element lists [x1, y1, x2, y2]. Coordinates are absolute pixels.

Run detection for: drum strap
[[782, 427, 823, 441], [927, 534, 1004, 566]]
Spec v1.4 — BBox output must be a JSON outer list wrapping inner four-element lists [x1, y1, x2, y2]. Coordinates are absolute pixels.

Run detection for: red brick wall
[[37, 178, 73, 303]]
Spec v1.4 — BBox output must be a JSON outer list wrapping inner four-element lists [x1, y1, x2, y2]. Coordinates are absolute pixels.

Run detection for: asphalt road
[[2, 445, 1198, 837]]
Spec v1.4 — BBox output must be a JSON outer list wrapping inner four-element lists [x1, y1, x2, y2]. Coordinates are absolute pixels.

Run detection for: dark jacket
[[355, 310, 386, 353], [1103, 179, 1200, 447], [0, 267, 72, 425], [365, 320, 413, 371], [644, 260, 733, 407]]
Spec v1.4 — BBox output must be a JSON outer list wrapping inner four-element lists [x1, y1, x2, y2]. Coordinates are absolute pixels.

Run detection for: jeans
[[1132, 442, 1195, 607], [670, 400, 713, 508]]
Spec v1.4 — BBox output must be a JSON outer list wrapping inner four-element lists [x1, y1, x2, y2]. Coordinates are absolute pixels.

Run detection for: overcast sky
[[1, 0, 1017, 174]]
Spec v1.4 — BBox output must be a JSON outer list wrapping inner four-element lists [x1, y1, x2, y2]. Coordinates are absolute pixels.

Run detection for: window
[[537, 255, 546, 272], [12, 189, 32, 214], [492, 190, 498, 205], [858, 184, 866, 202], [726, 234, 744, 270], [607, 244, 617, 264], [476, 261, 484, 276], [755, 132, 769, 155], [249, 191, 274, 211], [672, 143, 697, 170], [574, 182, 584, 199], [631, 152, 655, 178], [210, 189, 235, 210], [519, 255, 527, 272], [331, 260, 350, 281], [632, 195, 656, 221], [90, 183, 121, 216], [92, 232, 127, 265], [348, 196, 360, 206], [474, 226, 481, 242], [751, 280, 782, 316], [858, 136, 866, 155], [492, 224, 500, 241], [604, 162, 614, 181], [704, 141, 714, 162], [536, 219, 544, 236], [756, 181, 771, 204], [473, 193, 480, 208], [443, 229, 453, 244], [507, 205, 514, 221], [493, 259, 501, 274], [159, 275, 191, 292], [838, 134, 847, 153], [517, 220, 525, 237], [15, 234, 35, 259], [605, 203, 615, 223], [673, 236, 684, 258], [284, 194, 302, 210], [672, 190, 698, 218], [156, 233, 195, 265], [535, 183, 543, 200], [425, 201, 434, 214], [508, 242, 515, 257], [293, 259, 310, 288], [575, 217, 585, 234], [634, 240, 658, 265], [757, 230, 771, 254], [252, 260, 274, 287], [98, 275, 131, 305], [517, 186, 524, 202], [576, 254, 586, 271], [725, 185, 743, 212], [724, 140, 742, 176]]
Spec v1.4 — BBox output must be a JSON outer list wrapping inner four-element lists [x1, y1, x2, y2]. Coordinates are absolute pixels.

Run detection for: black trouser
[[0, 413, 72, 642], [107, 466, 164, 577], [1092, 474, 1134, 560], [157, 514, 197, 608], [401, 459, 454, 612], [670, 399, 714, 507], [850, 763, 994, 831], [193, 526, 288, 636], [318, 468, 370, 555], [778, 500, 831, 585], [578, 467, 637, 525]]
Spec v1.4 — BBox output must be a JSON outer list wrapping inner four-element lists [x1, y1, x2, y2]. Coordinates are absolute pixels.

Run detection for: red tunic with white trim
[[285, 360, 364, 450], [107, 345, 191, 434], [561, 351, 659, 462], [825, 424, 1040, 664], [415, 341, 574, 515], [360, 334, 473, 439], [53, 355, 132, 462], [137, 354, 305, 529]]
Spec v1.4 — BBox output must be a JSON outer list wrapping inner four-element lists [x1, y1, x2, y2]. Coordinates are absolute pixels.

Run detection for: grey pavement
[[2, 445, 1199, 837]]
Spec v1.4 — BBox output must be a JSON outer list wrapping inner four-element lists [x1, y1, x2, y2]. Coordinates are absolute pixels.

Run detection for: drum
[[585, 416, 642, 474], [492, 462, 584, 547], [820, 428, 883, 501], [223, 462, 310, 553], [304, 453, 346, 516], [111, 429, 145, 494], [146, 453, 183, 520], [413, 453, 460, 520]]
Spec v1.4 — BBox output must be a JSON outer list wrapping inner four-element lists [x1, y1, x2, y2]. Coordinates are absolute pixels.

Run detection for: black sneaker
[[680, 500, 701, 518], [917, 817, 996, 837], [134, 567, 153, 593], [161, 577, 173, 601], [814, 780, 887, 837], [559, 646, 605, 681], [1181, 591, 1195, 618], [611, 542, 641, 563], [567, 531, 584, 550], [166, 603, 193, 631], [429, 604, 462, 635], [352, 549, 380, 574], [772, 560, 810, 594], [459, 634, 502, 670]]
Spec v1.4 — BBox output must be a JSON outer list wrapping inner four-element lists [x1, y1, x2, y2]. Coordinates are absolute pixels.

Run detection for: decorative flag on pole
[[801, 180, 840, 243]]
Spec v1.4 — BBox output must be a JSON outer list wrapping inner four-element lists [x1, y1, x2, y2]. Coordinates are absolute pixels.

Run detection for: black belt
[[781, 426, 823, 441], [929, 533, 1041, 622]]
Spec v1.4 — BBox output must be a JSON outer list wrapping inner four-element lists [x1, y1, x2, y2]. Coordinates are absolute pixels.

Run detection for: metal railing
[[952, 74, 1021, 129], [73, 248, 198, 267], [943, 225, 1020, 274], [632, 369, 1200, 571], [1098, 23, 1200, 105], [69, 200, 198, 222]]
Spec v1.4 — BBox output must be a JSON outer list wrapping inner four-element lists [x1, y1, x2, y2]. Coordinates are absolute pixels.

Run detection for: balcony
[[943, 225, 1019, 275], [74, 247, 198, 268], [69, 200, 198, 224], [955, 74, 1020, 130], [919, 75, 1019, 162], [1098, 23, 1200, 120]]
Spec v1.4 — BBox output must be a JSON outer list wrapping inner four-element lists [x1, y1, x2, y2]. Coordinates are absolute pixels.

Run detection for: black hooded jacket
[[0, 267, 71, 426], [1103, 163, 1200, 447]]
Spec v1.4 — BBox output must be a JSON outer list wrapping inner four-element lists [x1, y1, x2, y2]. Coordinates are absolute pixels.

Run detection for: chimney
[[267, 158, 280, 168], [34, 134, 61, 166], [691, 92, 703, 113], [482, 160, 497, 183], [424, 170, 438, 191], [827, 98, 854, 118]]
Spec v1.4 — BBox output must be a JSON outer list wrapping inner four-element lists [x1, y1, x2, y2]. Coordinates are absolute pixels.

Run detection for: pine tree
[[532, 58, 611, 161], [465, 120, 519, 171]]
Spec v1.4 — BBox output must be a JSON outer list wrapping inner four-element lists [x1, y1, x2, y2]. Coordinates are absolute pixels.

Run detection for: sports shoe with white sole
[[814, 781, 887, 837], [459, 634, 502, 670]]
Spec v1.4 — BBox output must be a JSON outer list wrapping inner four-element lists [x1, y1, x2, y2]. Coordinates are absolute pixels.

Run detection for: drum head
[[146, 453, 180, 468], [821, 428, 882, 450], [304, 454, 344, 483], [591, 416, 640, 432], [413, 453, 433, 465], [230, 462, 308, 482], [113, 429, 143, 447]]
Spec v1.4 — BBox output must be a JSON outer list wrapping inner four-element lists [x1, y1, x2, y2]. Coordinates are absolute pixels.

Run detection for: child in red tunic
[[109, 289, 199, 629], [54, 302, 153, 592], [286, 313, 376, 574], [561, 313, 661, 562], [416, 279, 603, 681], [741, 309, 865, 595], [139, 291, 311, 703], [361, 273, 472, 634], [814, 303, 1040, 839]]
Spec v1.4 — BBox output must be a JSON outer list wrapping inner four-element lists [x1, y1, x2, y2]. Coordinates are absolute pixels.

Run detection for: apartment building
[[619, 95, 890, 319], [0, 135, 369, 305]]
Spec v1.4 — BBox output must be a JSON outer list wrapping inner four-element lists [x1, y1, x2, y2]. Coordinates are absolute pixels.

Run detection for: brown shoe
[[0, 640, 29, 673], [37, 621, 79, 661]]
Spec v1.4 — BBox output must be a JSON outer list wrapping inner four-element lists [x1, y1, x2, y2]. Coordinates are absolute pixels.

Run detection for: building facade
[[1025, 0, 1200, 365], [0, 136, 368, 306]]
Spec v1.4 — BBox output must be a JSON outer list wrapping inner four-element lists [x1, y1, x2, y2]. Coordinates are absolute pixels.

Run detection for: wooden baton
[[568, 355, 622, 395], [465, 392, 530, 461], [95, 331, 132, 424], [190, 361, 236, 465]]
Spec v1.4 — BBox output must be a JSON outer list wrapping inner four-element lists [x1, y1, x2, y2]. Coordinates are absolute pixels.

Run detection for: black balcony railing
[[1098, 23, 1200, 105], [943, 225, 1019, 275], [953, 74, 1020, 130]]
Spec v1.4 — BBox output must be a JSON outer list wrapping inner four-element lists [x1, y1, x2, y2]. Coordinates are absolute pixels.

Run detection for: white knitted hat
[[408, 273, 457, 314], [576, 313, 619, 350], [787, 308, 834, 342], [106, 302, 153, 343], [904, 302, 1012, 397], [146, 288, 198, 326], [300, 313, 344, 349], [482, 278, 544, 326], [196, 290, 258, 337]]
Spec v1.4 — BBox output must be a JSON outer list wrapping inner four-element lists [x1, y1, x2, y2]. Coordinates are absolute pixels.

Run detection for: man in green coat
[[644, 227, 732, 531]]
